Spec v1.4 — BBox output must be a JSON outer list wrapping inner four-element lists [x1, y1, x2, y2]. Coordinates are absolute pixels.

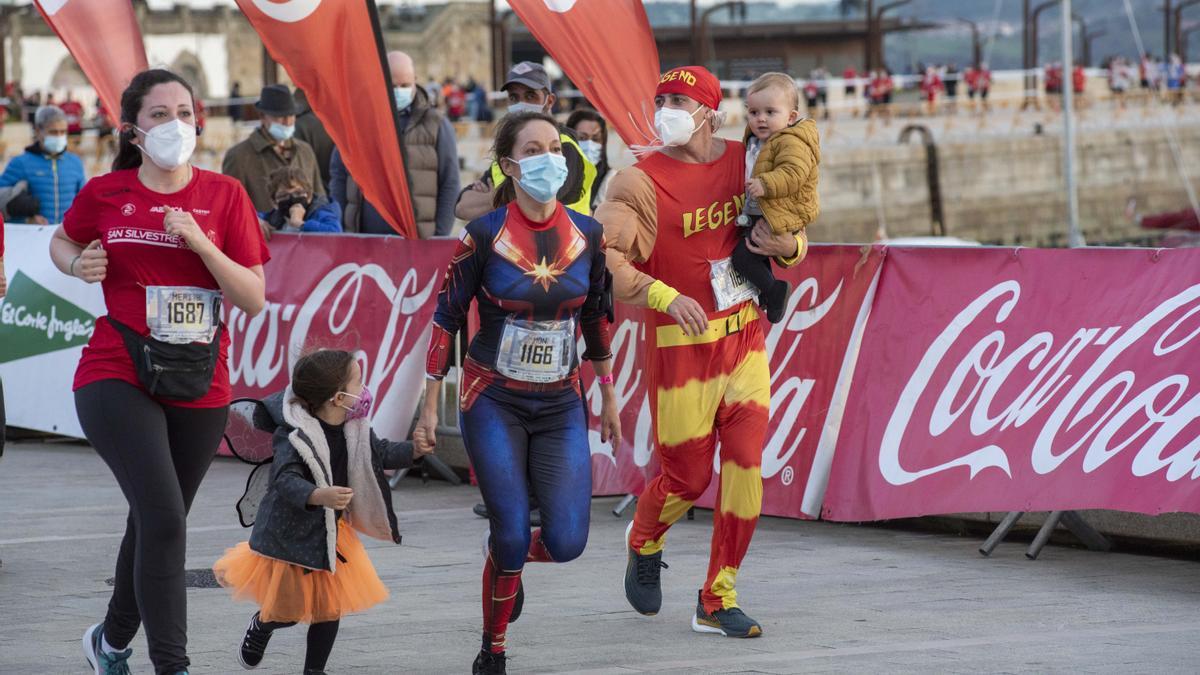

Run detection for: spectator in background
[[444, 79, 467, 121], [1166, 54, 1186, 105], [1140, 53, 1152, 90], [566, 108, 613, 209], [0, 105, 86, 223], [1072, 63, 1087, 108], [222, 84, 325, 218], [259, 165, 341, 234], [976, 62, 992, 112], [455, 62, 594, 221], [472, 79, 493, 122], [425, 76, 441, 108], [59, 93, 84, 151], [94, 98, 117, 164], [920, 66, 944, 115], [229, 81, 243, 122], [944, 64, 960, 112], [293, 88, 335, 192], [842, 64, 860, 116], [1045, 61, 1063, 110], [330, 50, 460, 238], [803, 78, 819, 116], [1109, 57, 1131, 109]]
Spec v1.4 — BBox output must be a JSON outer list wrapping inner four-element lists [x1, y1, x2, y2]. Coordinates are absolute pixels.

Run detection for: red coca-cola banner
[[822, 247, 1200, 521], [581, 246, 883, 520], [225, 234, 454, 443]]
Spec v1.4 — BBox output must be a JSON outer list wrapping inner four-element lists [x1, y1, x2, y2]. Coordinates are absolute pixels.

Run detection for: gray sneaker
[[690, 590, 763, 638], [83, 623, 133, 675], [623, 521, 667, 616]]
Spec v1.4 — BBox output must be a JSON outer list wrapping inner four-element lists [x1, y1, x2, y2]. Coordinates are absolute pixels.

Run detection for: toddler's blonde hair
[[746, 72, 800, 112]]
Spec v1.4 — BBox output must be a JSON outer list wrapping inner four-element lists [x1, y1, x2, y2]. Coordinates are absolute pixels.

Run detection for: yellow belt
[[655, 303, 760, 349]]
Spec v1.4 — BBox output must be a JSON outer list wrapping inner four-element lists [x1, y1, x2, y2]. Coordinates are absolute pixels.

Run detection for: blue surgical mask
[[42, 134, 68, 155], [394, 86, 415, 111], [510, 152, 568, 204], [578, 139, 602, 165], [508, 102, 545, 116], [268, 122, 295, 142]]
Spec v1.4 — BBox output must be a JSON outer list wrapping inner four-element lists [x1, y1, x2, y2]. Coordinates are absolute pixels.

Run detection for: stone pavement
[[2, 440, 1199, 674]]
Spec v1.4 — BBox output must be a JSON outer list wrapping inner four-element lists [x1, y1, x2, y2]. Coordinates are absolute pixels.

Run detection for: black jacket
[[248, 390, 413, 572]]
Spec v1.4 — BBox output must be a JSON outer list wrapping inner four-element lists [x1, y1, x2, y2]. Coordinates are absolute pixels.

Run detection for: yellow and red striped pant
[[629, 304, 769, 614]]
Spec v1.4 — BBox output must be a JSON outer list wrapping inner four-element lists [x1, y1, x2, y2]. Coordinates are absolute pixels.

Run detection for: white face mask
[[654, 106, 704, 147], [394, 85, 415, 111], [578, 139, 603, 165], [135, 119, 196, 170], [508, 102, 546, 116]]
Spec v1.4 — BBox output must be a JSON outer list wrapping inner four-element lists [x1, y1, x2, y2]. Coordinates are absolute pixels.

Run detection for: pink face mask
[[336, 385, 373, 421]]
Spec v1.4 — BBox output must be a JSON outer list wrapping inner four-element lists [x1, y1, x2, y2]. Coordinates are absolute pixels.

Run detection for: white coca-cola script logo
[[584, 274, 847, 486], [225, 263, 438, 436], [880, 280, 1200, 485]]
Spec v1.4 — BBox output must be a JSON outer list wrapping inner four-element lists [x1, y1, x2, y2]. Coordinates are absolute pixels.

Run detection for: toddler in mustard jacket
[[734, 72, 820, 323]]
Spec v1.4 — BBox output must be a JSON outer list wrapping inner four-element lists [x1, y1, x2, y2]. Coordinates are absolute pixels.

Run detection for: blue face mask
[[268, 122, 295, 142], [42, 134, 68, 155], [394, 86, 415, 111], [510, 152, 568, 204]]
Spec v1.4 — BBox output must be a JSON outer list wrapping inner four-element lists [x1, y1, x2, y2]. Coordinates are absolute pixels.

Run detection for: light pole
[[700, 1, 747, 77], [1082, 28, 1106, 68], [1182, 21, 1200, 60], [1165, 0, 1175, 57], [1173, 0, 1200, 56], [957, 17, 982, 69], [1030, 0, 1061, 71], [873, 0, 911, 73], [1061, 0, 1083, 247]]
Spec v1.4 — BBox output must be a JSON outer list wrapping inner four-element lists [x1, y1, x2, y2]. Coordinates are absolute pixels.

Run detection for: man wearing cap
[[222, 84, 326, 217], [597, 66, 807, 638], [455, 61, 594, 221]]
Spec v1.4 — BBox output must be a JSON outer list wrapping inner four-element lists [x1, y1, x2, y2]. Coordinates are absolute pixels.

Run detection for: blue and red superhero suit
[[425, 200, 612, 655]]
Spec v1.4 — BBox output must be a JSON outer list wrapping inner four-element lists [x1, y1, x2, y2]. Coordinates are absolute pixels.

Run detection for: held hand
[[310, 486, 354, 510], [258, 217, 274, 243], [413, 410, 438, 456], [468, 180, 489, 193], [0, 259, 6, 298], [745, 220, 800, 258], [163, 207, 213, 253], [288, 203, 307, 227], [74, 239, 108, 283], [600, 397, 622, 448], [746, 178, 765, 199], [411, 427, 436, 459], [31, 215, 49, 225], [666, 294, 708, 337]]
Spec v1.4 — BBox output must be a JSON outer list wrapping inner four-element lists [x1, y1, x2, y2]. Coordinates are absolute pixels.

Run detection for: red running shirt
[[62, 168, 269, 408]]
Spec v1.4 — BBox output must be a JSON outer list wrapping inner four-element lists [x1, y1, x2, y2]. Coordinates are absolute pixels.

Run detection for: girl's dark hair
[[566, 108, 608, 166], [290, 349, 355, 415], [491, 111, 560, 209], [112, 69, 196, 172]]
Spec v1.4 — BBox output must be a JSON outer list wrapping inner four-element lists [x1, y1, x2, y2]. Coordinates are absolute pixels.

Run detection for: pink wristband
[[597, 374, 615, 385]]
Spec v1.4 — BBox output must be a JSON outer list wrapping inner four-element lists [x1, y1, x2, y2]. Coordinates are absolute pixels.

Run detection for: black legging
[[75, 379, 228, 674], [257, 618, 341, 670]]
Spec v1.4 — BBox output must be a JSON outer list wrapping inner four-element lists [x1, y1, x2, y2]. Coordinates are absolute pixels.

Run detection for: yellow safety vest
[[490, 132, 595, 215]]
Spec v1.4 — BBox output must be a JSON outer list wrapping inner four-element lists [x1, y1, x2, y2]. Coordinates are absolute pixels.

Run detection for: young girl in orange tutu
[[213, 349, 430, 674]]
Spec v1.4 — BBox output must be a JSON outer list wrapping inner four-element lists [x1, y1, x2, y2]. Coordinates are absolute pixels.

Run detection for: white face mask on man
[[654, 106, 705, 147], [508, 102, 546, 116], [135, 119, 197, 170]]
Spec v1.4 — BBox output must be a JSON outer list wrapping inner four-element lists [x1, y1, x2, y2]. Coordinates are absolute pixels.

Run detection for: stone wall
[[812, 124, 1200, 246]]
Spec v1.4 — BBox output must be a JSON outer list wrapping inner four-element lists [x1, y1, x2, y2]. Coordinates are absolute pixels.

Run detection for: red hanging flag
[[235, 0, 416, 238], [33, 0, 149, 124], [508, 0, 660, 147]]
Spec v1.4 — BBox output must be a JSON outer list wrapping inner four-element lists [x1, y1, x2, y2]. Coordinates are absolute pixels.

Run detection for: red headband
[[655, 66, 722, 110]]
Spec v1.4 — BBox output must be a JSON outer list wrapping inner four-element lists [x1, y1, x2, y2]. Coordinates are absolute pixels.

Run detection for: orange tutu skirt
[[213, 521, 388, 624]]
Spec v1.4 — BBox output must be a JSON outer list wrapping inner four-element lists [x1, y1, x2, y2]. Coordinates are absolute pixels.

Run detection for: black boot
[[472, 648, 506, 674], [763, 280, 792, 324]]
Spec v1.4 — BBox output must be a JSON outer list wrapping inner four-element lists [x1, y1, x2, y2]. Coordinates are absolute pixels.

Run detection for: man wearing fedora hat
[[223, 84, 326, 223]]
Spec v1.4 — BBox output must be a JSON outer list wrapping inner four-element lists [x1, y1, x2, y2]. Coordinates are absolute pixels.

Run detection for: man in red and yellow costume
[[597, 66, 808, 637]]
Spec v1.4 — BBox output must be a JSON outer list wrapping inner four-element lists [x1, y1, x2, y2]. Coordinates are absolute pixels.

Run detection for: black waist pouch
[[107, 317, 222, 402]]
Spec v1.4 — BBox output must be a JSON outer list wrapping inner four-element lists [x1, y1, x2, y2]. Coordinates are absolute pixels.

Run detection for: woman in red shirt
[[48, 69, 268, 675]]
